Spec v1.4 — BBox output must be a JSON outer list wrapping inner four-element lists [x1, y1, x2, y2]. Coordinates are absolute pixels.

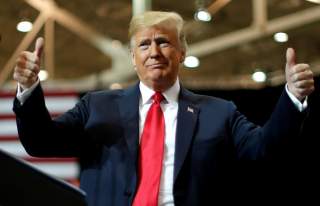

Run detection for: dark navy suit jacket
[[13, 82, 306, 206]]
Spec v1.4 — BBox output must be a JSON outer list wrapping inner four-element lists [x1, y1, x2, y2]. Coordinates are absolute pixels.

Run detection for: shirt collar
[[139, 79, 180, 105]]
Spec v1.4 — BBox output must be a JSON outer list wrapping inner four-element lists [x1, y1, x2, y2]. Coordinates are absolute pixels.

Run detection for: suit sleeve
[[229, 89, 308, 160], [13, 84, 91, 157]]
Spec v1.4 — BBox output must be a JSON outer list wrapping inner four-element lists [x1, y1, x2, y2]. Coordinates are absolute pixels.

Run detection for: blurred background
[[0, 0, 319, 191], [1, 0, 320, 90]]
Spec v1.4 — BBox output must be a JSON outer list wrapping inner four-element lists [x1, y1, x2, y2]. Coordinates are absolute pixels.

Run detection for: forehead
[[134, 26, 178, 41]]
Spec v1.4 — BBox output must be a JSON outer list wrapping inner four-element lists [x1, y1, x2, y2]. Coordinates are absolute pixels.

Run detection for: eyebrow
[[138, 38, 151, 45], [138, 36, 170, 44], [154, 36, 169, 43]]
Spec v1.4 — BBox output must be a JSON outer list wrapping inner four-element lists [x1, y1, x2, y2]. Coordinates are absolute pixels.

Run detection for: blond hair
[[129, 11, 187, 51]]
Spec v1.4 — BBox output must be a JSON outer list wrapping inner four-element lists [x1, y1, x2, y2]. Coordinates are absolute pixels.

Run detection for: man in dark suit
[[13, 11, 314, 206]]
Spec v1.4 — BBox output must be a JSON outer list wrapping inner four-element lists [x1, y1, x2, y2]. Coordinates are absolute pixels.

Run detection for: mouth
[[146, 63, 168, 69]]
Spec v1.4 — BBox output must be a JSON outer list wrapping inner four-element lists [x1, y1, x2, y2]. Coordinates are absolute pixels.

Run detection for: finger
[[15, 58, 40, 79], [291, 69, 313, 82], [15, 61, 39, 75], [298, 87, 315, 97], [289, 64, 310, 75], [16, 57, 27, 69], [16, 52, 30, 68], [25, 61, 40, 73], [14, 70, 38, 87], [34, 37, 44, 58], [294, 79, 315, 89], [14, 66, 28, 74], [18, 51, 40, 64], [286, 48, 296, 69], [14, 75, 29, 85], [15, 67, 37, 79], [23, 51, 40, 64]]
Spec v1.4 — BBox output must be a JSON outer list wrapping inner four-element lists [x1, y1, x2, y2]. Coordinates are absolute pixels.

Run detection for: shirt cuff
[[16, 79, 40, 105], [285, 84, 308, 112]]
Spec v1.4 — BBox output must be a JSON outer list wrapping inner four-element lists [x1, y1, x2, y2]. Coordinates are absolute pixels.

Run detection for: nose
[[150, 42, 161, 58]]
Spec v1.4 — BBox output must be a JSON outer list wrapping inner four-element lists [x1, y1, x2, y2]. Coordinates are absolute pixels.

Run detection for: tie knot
[[152, 92, 164, 104]]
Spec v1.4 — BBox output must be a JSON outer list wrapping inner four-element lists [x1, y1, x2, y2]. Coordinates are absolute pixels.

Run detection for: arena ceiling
[[1, 0, 320, 91]]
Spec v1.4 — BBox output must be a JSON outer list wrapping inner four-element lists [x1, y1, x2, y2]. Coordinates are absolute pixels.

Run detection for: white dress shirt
[[16, 79, 40, 104], [139, 80, 179, 206]]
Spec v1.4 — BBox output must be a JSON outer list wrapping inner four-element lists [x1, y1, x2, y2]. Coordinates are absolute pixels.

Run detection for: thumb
[[286, 47, 296, 69], [34, 37, 44, 58]]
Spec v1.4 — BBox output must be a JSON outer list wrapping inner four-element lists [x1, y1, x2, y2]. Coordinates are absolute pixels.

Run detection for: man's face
[[131, 26, 185, 91]]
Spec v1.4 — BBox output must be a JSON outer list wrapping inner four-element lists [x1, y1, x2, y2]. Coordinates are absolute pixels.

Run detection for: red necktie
[[133, 92, 165, 206]]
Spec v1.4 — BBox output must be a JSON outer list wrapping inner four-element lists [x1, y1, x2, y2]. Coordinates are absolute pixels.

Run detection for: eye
[[156, 38, 170, 48], [159, 42, 170, 48], [138, 40, 150, 50], [139, 45, 149, 50]]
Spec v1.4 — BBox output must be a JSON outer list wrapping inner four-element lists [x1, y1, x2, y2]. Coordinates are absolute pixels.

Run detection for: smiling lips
[[147, 62, 168, 69]]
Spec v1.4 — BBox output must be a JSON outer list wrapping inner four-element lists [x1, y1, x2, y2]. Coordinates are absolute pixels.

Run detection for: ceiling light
[[305, 0, 320, 4], [39, 70, 49, 81], [194, 9, 212, 22], [184, 56, 200, 68], [16, 21, 33, 32], [252, 71, 266, 83], [273, 32, 288, 43]]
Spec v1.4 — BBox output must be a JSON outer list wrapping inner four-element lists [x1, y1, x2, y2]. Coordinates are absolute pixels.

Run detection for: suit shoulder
[[186, 90, 233, 107], [82, 89, 124, 100]]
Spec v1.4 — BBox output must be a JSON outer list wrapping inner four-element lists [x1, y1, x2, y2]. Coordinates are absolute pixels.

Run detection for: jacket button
[[124, 189, 132, 196]]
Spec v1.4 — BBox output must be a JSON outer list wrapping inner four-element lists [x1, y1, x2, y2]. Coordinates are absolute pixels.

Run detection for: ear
[[179, 50, 186, 63], [130, 50, 137, 70]]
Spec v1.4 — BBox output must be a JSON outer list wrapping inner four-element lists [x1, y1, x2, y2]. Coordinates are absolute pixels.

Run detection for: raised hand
[[13, 37, 44, 89], [285, 48, 314, 101]]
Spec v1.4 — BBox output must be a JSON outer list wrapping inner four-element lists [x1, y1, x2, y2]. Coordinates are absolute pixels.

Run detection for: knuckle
[[292, 66, 298, 74], [303, 64, 310, 69], [25, 71, 31, 78], [26, 62, 35, 71], [33, 64, 40, 71], [16, 59, 26, 68], [19, 52, 27, 59], [299, 64, 309, 71], [292, 74, 299, 82], [295, 81, 302, 88], [310, 79, 315, 84], [25, 70, 34, 78]]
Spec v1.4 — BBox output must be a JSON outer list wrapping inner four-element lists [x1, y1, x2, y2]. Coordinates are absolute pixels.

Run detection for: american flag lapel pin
[[187, 106, 194, 113]]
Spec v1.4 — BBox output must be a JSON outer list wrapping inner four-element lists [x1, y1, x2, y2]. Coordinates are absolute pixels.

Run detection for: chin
[[150, 78, 175, 91], [148, 71, 165, 80]]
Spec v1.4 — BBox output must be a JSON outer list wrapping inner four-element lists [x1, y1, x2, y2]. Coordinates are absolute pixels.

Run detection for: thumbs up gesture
[[285, 48, 315, 101], [13, 37, 44, 89]]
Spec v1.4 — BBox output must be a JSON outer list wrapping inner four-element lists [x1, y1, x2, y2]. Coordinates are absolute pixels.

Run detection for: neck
[[146, 80, 176, 92]]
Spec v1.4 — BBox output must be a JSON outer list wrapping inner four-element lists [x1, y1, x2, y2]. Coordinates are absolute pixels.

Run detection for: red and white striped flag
[[0, 89, 80, 186]]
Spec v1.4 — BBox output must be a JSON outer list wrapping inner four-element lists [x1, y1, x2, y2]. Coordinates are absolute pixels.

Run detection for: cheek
[[135, 52, 148, 65]]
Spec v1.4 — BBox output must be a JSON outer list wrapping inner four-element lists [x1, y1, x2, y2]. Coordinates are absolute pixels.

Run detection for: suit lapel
[[118, 83, 140, 162], [174, 87, 199, 182]]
